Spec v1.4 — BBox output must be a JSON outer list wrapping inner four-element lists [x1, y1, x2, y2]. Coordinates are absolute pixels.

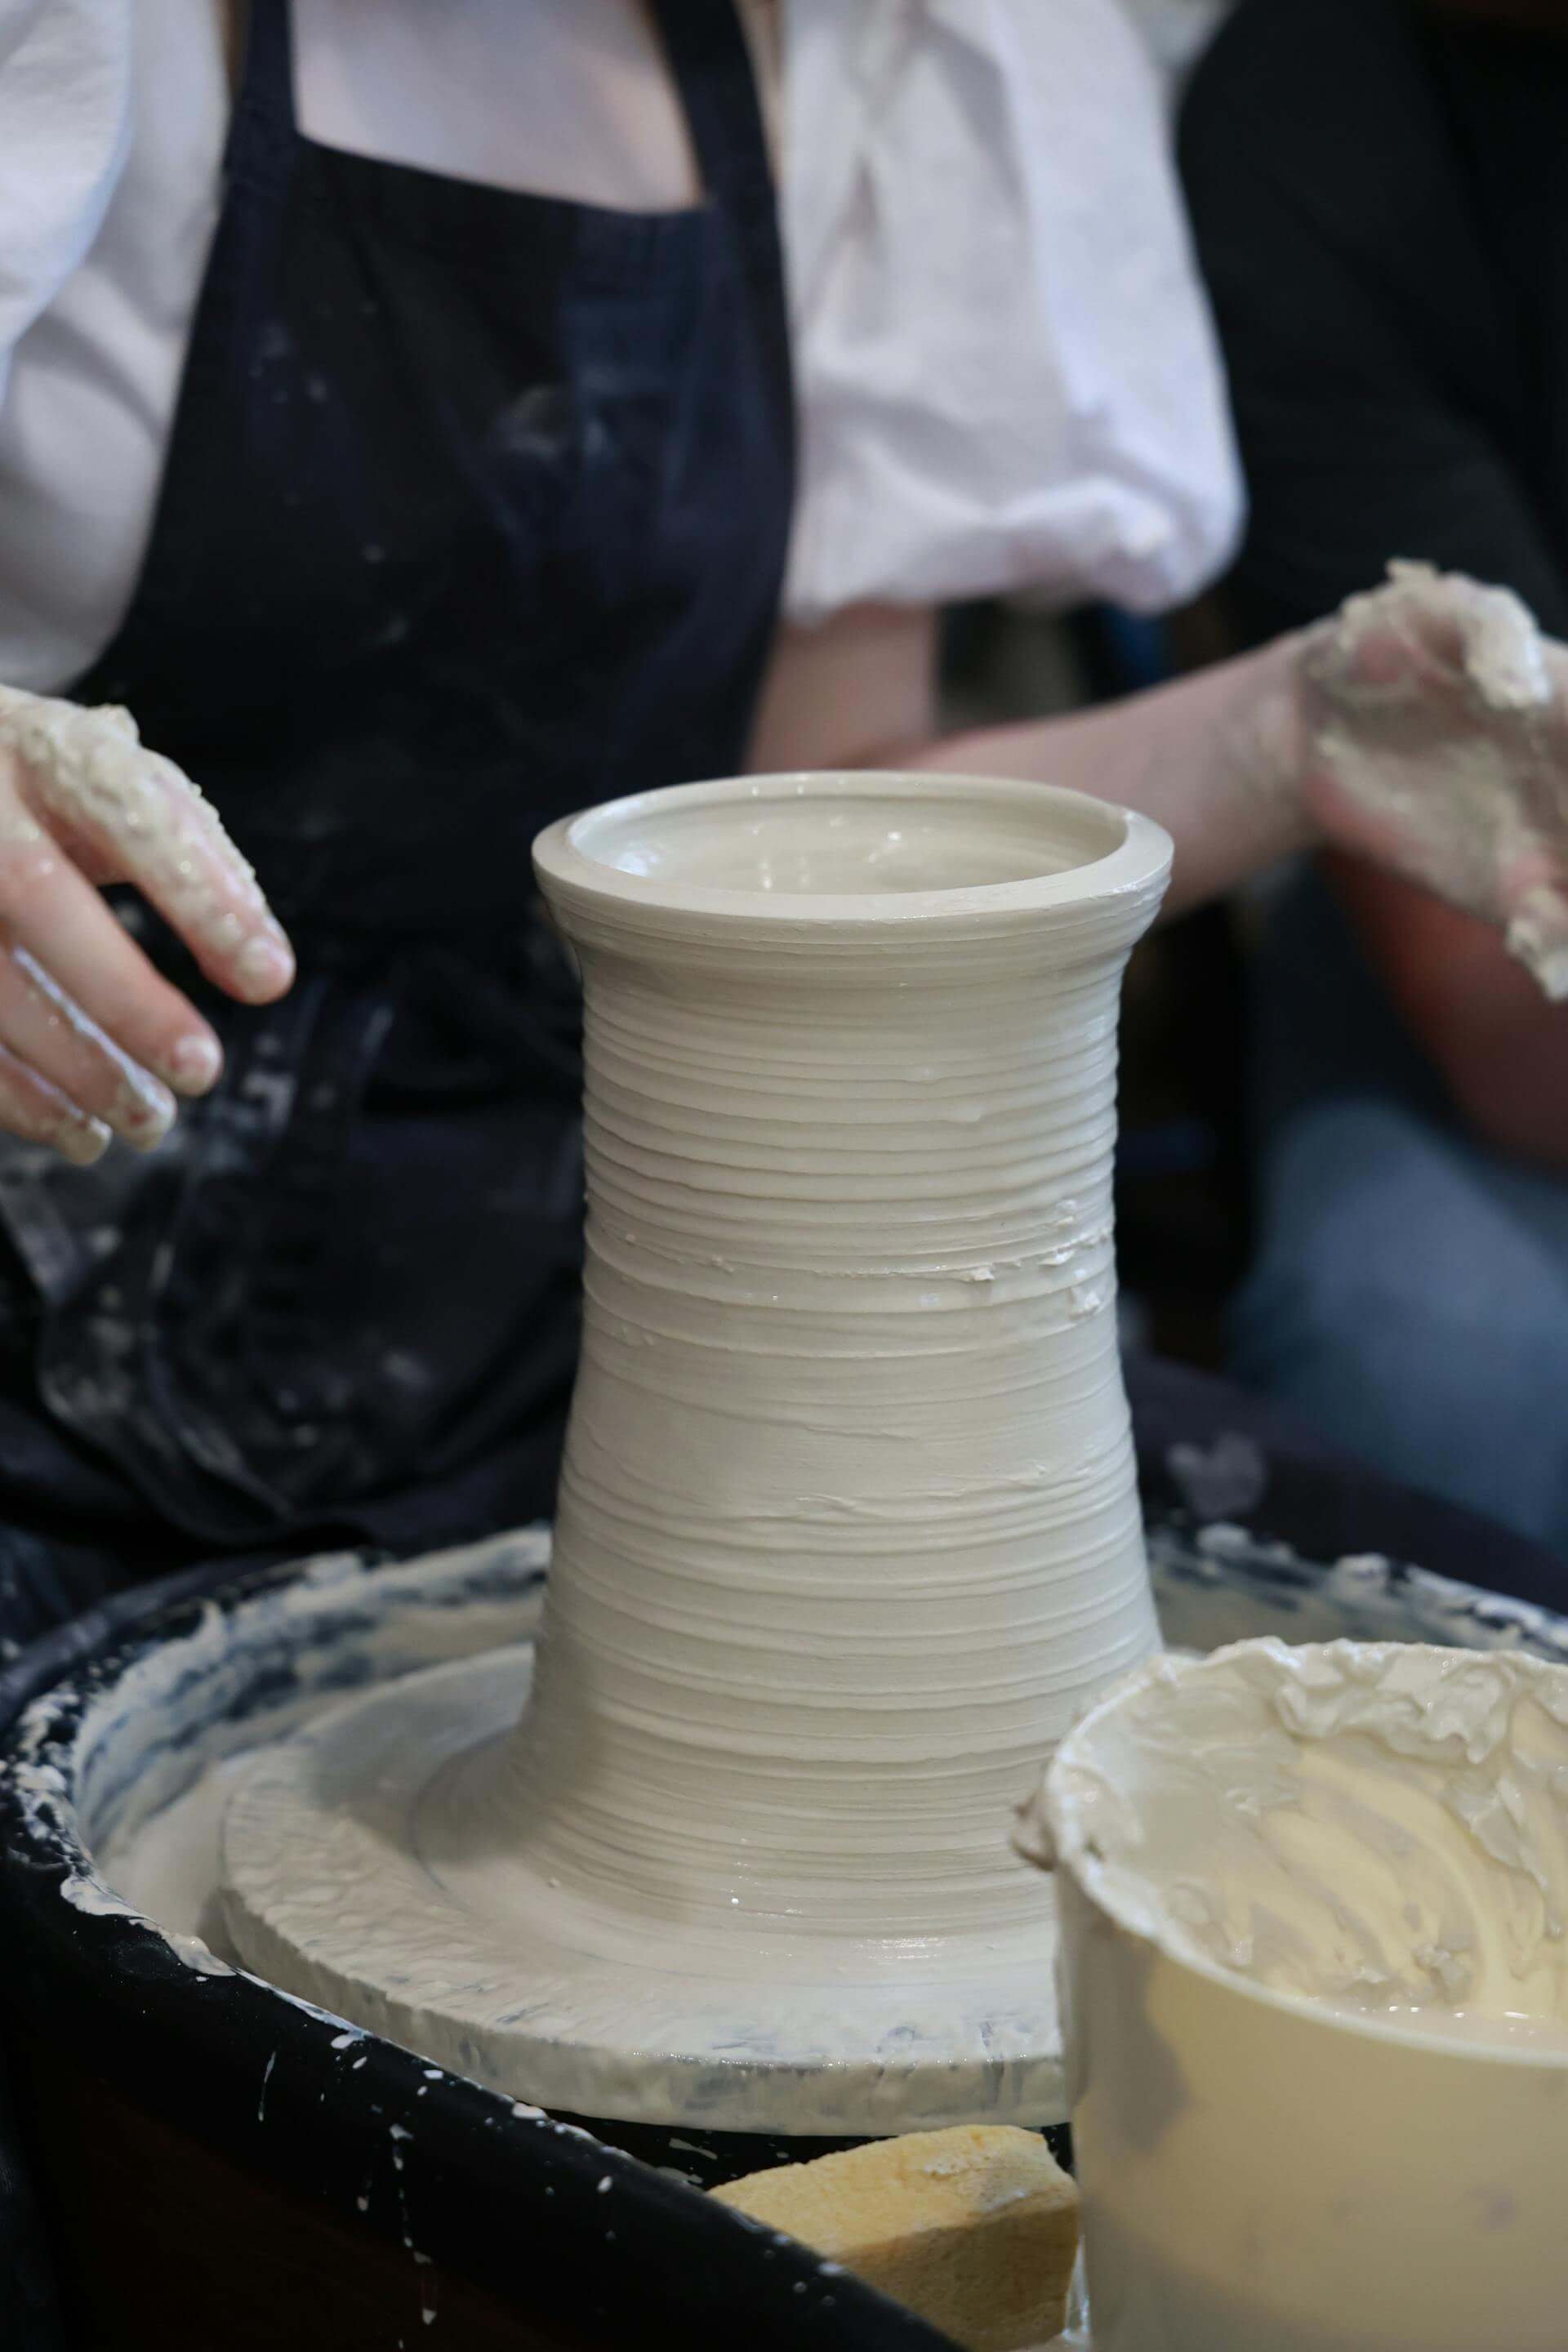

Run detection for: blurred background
[[947, 0, 1568, 1561]]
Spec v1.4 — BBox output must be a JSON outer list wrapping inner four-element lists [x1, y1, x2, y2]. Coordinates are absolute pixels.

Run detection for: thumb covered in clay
[[1297, 561, 1568, 1000]]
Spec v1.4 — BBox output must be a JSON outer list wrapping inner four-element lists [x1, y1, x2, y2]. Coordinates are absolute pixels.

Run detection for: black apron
[[0, 0, 793, 1642]]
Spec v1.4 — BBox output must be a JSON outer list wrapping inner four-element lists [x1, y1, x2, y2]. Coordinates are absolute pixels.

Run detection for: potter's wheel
[[136, 1491, 1568, 2140], [5, 1383, 1562, 2351], [220, 1641, 1062, 2135], [221, 1641, 1062, 2131]]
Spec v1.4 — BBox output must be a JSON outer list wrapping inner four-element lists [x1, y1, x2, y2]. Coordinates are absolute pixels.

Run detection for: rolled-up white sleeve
[[778, 0, 1244, 623], [0, 1, 133, 412]]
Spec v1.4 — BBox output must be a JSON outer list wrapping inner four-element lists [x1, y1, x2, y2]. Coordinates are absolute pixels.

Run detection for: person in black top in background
[[1181, 0, 1568, 1560]]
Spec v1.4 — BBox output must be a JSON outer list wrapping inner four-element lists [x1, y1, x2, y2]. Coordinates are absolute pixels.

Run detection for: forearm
[[747, 605, 1313, 910], [1329, 857, 1568, 1170], [749, 606, 938, 777], [755, 575, 1568, 993], [916, 635, 1312, 916]]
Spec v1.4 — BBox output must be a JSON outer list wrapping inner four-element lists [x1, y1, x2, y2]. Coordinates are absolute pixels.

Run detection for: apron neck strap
[[648, 0, 777, 220], [232, 0, 300, 139]]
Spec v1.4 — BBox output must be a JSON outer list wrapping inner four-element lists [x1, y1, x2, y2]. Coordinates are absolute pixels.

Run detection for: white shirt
[[0, 0, 1242, 694], [1118, 0, 1232, 82]]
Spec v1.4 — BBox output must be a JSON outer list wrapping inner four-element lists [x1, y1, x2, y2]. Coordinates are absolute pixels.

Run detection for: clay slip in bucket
[[1019, 1637, 1568, 2352]]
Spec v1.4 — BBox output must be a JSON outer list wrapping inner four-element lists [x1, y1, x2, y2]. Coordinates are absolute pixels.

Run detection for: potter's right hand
[[0, 684, 295, 1164]]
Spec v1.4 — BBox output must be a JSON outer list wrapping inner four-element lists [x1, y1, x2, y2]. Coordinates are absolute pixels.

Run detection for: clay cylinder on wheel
[[521, 771, 1170, 1957]]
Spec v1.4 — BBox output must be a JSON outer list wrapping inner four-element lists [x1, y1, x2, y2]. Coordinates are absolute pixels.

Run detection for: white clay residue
[[11, 943, 176, 1147], [106, 1748, 255, 1956], [1028, 1638, 1568, 2049], [30, 1536, 550, 1978], [1303, 560, 1568, 1001], [0, 680, 289, 990], [1031, 1638, 1568, 2352]]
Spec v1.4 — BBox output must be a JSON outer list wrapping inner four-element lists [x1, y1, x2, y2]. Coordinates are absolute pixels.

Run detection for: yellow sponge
[[713, 2124, 1079, 2352]]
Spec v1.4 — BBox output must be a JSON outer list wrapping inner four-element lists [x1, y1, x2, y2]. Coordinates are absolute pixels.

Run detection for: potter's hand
[[0, 685, 294, 1163], [1298, 562, 1568, 1000]]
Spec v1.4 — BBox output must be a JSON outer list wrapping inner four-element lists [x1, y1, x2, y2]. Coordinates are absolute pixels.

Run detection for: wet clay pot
[[206, 773, 1173, 2137]]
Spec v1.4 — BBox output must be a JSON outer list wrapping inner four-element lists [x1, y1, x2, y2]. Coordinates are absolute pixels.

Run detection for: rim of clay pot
[[1039, 1637, 1568, 2069], [532, 770, 1171, 938]]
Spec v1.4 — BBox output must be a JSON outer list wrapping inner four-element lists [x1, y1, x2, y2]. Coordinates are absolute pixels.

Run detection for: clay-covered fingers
[[1491, 636, 1568, 996], [0, 1034, 112, 1165], [0, 945, 180, 1152], [0, 687, 295, 1007], [1307, 563, 1552, 716], [1298, 561, 1568, 996], [0, 835, 229, 1105], [1504, 883, 1568, 1003], [1441, 572, 1557, 718]]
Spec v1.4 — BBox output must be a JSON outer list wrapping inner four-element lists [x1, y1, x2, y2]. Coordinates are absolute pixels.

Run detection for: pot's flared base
[[220, 1646, 1067, 2134]]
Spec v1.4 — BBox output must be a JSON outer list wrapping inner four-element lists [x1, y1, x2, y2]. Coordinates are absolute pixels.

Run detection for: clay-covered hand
[[0, 684, 294, 1164], [1297, 562, 1568, 1000]]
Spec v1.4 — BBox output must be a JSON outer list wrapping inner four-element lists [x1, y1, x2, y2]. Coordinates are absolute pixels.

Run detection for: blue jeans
[[1229, 873, 1568, 1561]]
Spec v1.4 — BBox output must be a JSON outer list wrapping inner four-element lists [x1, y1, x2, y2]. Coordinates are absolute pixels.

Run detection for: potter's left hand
[[1297, 561, 1568, 1000]]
